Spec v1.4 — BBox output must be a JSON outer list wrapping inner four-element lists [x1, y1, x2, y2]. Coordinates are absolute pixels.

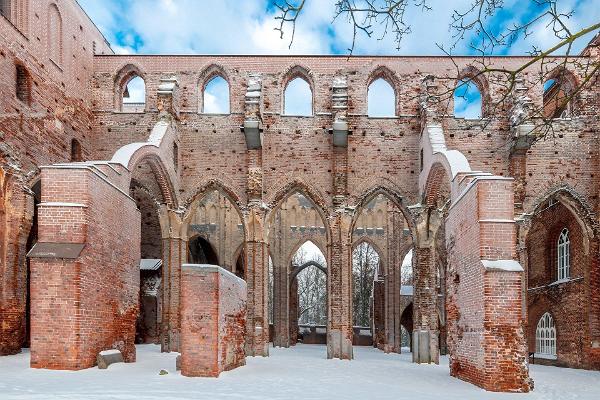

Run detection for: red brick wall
[[29, 165, 140, 370], [446, 176, 531, 392], [526, 201, 594, 368], [180, 264, 246, 377]]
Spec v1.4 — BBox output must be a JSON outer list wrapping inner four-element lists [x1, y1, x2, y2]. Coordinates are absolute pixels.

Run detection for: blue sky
[[78, 0, 600, 56]]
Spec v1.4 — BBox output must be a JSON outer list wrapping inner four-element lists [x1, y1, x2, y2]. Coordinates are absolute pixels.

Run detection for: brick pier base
[[180, 264, 247, 377]]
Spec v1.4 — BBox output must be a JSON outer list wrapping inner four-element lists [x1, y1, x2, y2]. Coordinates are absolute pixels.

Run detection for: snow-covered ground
[[1, 344, 599, 399]]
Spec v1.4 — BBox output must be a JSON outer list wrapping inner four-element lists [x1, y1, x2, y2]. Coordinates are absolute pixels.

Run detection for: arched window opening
[[557, 228, 570, 281], [70, 139, 82, 162], [535, 312, 556, 357], [121, 75, 146, 112], [48, 4, 63, 65], [283, 77, 312, 116], [293, 241, 327, 327], [202, 75, 230, 114], [454, 78, 482, 119], [352, 242, 379, 327], [368, 78, 396, 117], [188, 236, 219, 265], [401, 249, 413, 286], [16, 64, 31, 105], [543, 76, 574, 119]]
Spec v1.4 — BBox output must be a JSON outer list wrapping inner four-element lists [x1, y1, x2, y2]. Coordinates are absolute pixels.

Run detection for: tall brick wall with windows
[[526, 200, 596, 368], [1, 0, 599, 393], [29, 165, 140, 370], [180, 264, 246, 377], [0, 0, 111, 355]]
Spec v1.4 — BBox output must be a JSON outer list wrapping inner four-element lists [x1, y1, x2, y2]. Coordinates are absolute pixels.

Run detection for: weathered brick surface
[[446, 177, 531, 392], [180, 264, 246, 377], [29, 165, 140, 370], [0, 0, 599, 392]]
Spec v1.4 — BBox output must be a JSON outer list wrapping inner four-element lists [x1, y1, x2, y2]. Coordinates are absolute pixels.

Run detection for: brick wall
[[29, 164, 140, 370], [180, 264, 246, 377], [446, 176, 531, 392]]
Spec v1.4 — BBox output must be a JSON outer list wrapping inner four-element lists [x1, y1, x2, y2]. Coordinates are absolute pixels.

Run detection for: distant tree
[[352, 242, 379, 327], [293, 246, 327, 325]]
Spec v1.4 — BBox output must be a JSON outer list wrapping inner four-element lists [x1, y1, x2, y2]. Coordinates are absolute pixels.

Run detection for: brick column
[[412, 244, 440, 363], [0, 177, 33, 356], [180, 264, 246, 377], [160, 234, 185, 353], [29, 165, 140, 370], [327, 210, 353, 359], [384, 206, 405, 353], [446, 176, 531, 392], [272, 250, 290, 347]]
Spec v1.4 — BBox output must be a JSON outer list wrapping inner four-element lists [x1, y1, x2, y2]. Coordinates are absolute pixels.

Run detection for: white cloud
[[78, 0, 599, 56], [368, 79, 396, 117], [284, 78, 312, 115]]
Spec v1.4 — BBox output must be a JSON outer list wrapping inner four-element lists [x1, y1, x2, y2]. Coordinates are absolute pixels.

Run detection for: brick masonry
[[180, 264, 246, 377], [0, 0, 598, 393]]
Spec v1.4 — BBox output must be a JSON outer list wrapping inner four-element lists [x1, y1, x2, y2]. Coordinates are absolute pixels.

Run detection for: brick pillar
[[446, 176, 531, 392], [272, 252, 290, 347], [244, 205, 269, 357], [29, 165, 140, 370], [327, 210, 353, 359], [0, 176, 33, 356], [180, 264, 246, 377], [412, 244, 440, 364], [384, 206, 404, 353], [372, 279, 385, 349], [161, 234, 185, 353], [289, 277, 299, 345]]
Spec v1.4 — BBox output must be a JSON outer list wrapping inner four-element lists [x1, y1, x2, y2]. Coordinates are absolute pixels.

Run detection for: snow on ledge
[[99, 349, 122, 357], [481, 259, 523, 272], [181, 263, 246, 285], [110, 120, 170, 168]]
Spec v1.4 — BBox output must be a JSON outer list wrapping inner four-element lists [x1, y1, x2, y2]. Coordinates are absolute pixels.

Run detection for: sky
[[78, 0, 599, 56]]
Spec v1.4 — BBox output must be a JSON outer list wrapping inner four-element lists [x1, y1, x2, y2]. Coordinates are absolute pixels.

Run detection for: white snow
[[98, 349, 122, 357], [1, 344, 599, 399]]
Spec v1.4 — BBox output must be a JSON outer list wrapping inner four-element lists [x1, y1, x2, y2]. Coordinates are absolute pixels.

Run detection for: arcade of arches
[[2, 0, 600, 394]]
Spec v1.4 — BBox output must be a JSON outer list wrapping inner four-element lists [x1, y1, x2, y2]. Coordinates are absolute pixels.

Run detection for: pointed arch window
[[368, 78, 395, 117], [48, 3, 63, 66], [535, 312, 556, 358], [557, 228, 570, 281], [121, 75, 146, 112], [202, 75, 230, 114], [283, 77, 312, 116], [454, 78, 482, 119]]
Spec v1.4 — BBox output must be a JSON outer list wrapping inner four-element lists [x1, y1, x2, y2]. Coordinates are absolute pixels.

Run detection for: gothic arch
[[350, 185, 416, 242], [523, 185, 599, 246], [290, 260, 328, 282], [281, 65, 315, 115], [198, 63, 231, 113], [455, 65, 491, 117], [287, 238, 328, 268], [423, 162, 452, 208], [182, 181, 248, 240], [367, 65, 400, 115], [113, 63, 147, 111], [128, 152, 177, 208], [267, 178, 329, 223]]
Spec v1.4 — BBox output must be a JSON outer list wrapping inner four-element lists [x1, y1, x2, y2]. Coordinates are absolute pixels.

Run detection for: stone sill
[[528, 276, 583, 291], [533, 353, 557, 360]]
